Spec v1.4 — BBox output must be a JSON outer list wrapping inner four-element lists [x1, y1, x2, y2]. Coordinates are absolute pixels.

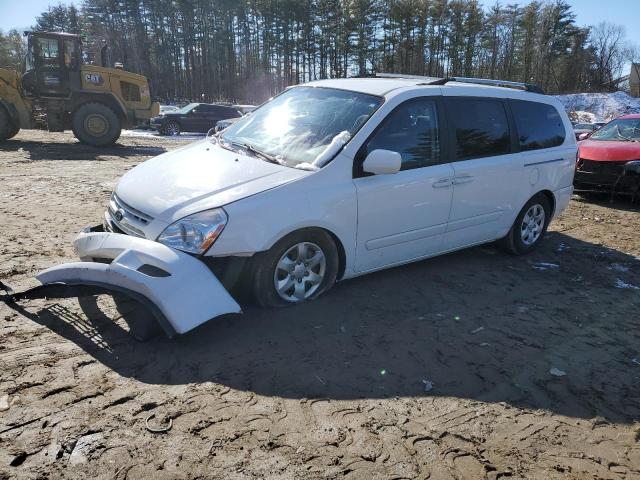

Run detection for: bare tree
[[590, 22, 632, 91]]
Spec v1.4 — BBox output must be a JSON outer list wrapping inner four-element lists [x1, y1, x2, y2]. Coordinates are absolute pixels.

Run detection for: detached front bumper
[[1, 228, 241, 338]]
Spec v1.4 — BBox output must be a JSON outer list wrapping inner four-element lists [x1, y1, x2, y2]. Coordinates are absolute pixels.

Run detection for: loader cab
[[22, 32, 82, 98]]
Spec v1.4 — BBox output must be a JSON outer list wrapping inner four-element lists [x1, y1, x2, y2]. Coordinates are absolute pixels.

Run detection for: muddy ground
[[1, 129, 639, 480]]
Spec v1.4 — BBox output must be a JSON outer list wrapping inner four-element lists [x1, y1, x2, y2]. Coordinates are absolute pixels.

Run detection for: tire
[[0, 107, 16, 141], [7, 123, 19, 139], [250, 229, 339, 307], [113, 295, 162, 342], [499, 193, 551, 255], [72, 102, 121, 146], [165, 121, 180, 136]]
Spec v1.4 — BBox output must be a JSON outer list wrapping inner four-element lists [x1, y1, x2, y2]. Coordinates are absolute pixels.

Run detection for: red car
[[575, 114, 640, 199]]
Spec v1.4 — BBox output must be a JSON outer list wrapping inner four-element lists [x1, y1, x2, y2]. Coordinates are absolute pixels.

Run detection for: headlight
[[157, 208, 228, 254]]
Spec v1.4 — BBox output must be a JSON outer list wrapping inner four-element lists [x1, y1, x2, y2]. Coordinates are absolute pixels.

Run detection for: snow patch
[[615, 279, 640, 290], [554, 91, 640, 122], [121, 129, 205, 141]]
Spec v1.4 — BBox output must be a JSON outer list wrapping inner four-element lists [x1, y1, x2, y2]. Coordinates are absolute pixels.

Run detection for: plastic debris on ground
[[422, 379, 434, 392], [549, 367, 567, 377], [471, 326, 485, 334], [0, 394, 11, 411]]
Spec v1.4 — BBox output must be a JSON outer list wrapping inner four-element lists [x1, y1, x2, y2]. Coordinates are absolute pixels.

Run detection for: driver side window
[[364, 98, 440, 172]]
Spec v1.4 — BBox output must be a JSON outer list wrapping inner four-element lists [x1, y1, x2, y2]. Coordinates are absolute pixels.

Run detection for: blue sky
[[1, 0, 639, 47]]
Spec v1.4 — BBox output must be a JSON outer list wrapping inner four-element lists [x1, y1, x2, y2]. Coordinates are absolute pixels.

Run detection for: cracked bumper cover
[[27, 229, 241, 337]]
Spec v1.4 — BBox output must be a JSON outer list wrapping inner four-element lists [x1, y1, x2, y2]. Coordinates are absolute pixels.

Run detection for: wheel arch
[[538, 189, 556, 218], [164, 117, 182, 128], [265, 226, 348, 280], [69, 92, 126, 121]]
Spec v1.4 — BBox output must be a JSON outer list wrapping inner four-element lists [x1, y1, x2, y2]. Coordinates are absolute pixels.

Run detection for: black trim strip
[[525, 158, 565, 166]]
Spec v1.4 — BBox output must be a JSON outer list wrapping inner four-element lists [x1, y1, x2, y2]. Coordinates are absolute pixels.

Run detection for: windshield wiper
[[237, 142, 284, 165]]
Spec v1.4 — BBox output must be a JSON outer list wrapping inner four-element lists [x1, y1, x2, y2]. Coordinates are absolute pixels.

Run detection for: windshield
[[220, 86, 383, 168], [176, 103, 199, 114], [590, 118, 640, 142]]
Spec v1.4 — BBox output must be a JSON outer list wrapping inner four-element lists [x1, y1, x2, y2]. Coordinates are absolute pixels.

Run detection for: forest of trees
[[0, 0, 637, 104]]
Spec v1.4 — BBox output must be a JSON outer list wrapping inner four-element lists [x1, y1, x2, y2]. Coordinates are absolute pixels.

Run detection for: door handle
[[432, 178, 452, 188], [452, 175, 474, 185]]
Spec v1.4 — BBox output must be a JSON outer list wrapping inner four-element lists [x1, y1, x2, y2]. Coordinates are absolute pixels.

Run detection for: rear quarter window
[[510, 100, 565, 151]]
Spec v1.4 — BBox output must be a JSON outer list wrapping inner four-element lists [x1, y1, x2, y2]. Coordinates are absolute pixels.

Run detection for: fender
[[70, 91, 128, 120]]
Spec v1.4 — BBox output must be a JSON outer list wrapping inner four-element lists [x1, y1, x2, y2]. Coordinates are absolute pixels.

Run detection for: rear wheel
[[499, 193, 551, 255], [250, 229, 339, 307], [72, 102, 121, 146], [0, 108, 17, 141]]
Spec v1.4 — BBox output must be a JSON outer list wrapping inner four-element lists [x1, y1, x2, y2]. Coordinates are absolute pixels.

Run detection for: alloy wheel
[[520, 203, 545, 246], [274, 242, 326, 302]]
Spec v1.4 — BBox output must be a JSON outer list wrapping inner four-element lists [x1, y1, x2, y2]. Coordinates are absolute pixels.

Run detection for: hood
[[579, 139, 640, 162], [115, 140, 310, 222]]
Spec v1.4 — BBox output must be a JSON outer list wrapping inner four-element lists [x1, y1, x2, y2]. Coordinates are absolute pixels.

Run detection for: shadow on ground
[[1, 137, 166, 160], [8, 231, 640, 423]]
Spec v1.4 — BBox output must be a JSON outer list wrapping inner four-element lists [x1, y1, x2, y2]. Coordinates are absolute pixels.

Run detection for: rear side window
[[447, 98, 511, 160], [510, 100, 565, 150], [364, 98, 440, 171]]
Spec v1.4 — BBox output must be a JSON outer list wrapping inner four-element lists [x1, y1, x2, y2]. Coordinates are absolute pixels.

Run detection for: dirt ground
[[1, 129, 640, 480]]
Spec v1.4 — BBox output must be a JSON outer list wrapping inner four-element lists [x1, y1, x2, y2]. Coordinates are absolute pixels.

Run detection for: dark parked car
[[573, 122, 599, 140], [151, 103, 241, 135]]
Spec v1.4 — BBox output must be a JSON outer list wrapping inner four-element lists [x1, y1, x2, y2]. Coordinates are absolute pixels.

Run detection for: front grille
[[106, 193, 154, 238], [577, 159, 625, 176]]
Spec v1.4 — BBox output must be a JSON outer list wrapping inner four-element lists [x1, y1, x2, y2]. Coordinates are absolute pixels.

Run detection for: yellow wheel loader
[[0, 31, 159, 146]]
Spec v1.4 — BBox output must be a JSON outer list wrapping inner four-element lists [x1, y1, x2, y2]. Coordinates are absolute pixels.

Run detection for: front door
[[34, 36, 69, 97], [353, 96, 454, 272]]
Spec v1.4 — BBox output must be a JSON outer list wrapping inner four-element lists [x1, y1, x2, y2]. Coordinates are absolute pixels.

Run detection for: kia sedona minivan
[[38, 75, 575, 337]]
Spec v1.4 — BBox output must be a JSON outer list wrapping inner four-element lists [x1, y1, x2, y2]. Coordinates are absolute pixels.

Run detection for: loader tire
[[7, 123, 20, 139], [0, 107, 16, 141], [72, 102, 121, 146]]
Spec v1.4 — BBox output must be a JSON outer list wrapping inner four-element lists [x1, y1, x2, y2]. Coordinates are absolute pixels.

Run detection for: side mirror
[[578, 132, 590, 141], [363, 149, 402, 175]]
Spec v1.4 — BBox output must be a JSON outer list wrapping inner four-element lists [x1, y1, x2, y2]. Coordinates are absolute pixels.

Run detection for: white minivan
[[16, 76, 576, 337]]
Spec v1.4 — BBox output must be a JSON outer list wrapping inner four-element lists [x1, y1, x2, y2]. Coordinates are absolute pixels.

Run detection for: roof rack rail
[[369, 73, 545, 93], [374, 72, 443, 83], [446, 77, 545, 94]]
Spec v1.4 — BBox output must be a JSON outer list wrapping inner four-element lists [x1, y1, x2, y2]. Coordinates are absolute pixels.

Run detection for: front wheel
[[250, 229, 339, 307], [72, 102, 121, 146], [165, 121, 180, 136], [499, 193, 551, 255]]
